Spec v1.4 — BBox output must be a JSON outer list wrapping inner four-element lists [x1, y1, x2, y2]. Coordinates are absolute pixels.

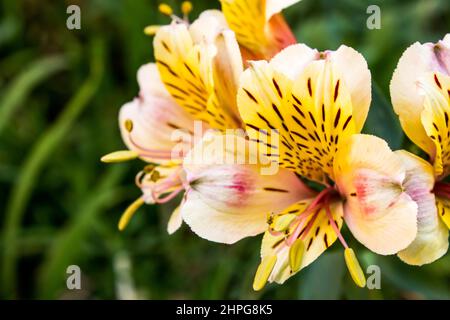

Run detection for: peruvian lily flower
[[390, 34, 450, 265], [234, 44, 421, 290], [220, 0, 299, 60], [102, 6, 246, 233]]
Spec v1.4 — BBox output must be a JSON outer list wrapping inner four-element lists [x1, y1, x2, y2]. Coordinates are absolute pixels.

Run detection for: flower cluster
[[102, 1, 450, 290]]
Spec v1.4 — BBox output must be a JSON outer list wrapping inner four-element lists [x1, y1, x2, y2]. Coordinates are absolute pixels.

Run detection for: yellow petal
[[154, 23, 241, 130], [154, 24, 210, 123], [101, 150, 139, 163], [289, 238, 305, 273], [344, 248, 366, 288], [253, 255, 277, 291], [420, 72, 450, 178], [238, 58, 357, 183], [436, 196, 450, 229]]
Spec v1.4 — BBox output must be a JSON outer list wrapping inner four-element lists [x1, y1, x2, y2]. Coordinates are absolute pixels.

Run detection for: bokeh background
[[1, 0, 449, 299]]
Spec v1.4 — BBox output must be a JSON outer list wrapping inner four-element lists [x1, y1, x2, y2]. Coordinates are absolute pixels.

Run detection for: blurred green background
[[0, 0, 449, 299]]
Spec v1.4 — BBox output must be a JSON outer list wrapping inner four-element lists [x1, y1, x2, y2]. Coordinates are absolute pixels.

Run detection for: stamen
[[158, 3, 173, 16], [253, 255, 277, 291], [344, 248, 366, 288], [289, 238, 305, 273], [154, 187, 184, 203], [324, 199, 348, 248], [181, 1, 193, 18], [101, 150, 139, 163], [127, 134, 180, 160], [144, 25, 161, 36], [118, 197, 145, 231]]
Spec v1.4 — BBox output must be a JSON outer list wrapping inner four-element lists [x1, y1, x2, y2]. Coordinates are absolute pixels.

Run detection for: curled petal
[[396, 151, 449, 265], [334, 134, 418, 255]]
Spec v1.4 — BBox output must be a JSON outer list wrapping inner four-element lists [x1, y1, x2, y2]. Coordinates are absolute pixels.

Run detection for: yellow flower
[[220, 0, 300, 60], [235, 44, 422, 289], [390, 34, 450, 265]]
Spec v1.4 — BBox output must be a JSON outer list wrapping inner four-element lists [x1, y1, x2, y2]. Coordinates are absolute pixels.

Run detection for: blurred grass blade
[[363, 83, 404, 149], [298, 251, 345, 299], [37, 166, 125, 299], [0, 55, 67, 134], [1, 39, 105, 298]]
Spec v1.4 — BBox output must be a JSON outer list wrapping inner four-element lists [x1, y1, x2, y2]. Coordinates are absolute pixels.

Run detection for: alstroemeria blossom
[[233, 44, 420, 289], [104, 10, 246, 233], [221, 0, 299, 60], [389, 34, 450, 265]]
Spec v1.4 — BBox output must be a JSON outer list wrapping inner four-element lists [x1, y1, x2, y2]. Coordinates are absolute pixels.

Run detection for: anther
[[118, 197, 145, 231], [158, 3, 173, 16], [101, 150, 139, 163], [289, 238, 305, 273], [124, 119, 133, 132], [144, 25, 161, 36], [344, 248, 366, 288], [253, 255, 277, 291], [181, 1, 193, 16], [150, 170, 161, 182]]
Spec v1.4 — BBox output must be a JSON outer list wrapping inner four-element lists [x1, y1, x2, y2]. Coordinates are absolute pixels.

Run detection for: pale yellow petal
[[334, 134, 418, 255], [167, 205, 183, 235], [181, 133, 314, 244]]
